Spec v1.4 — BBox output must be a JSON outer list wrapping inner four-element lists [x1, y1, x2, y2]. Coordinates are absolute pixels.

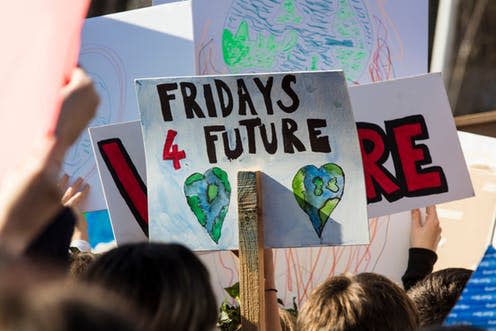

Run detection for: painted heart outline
[[292, 163, 345, 238], [184, 167, 231, 244]]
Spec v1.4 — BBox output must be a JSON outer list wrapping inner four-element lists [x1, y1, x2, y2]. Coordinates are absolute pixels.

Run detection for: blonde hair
[[279, 308, 297, 331]]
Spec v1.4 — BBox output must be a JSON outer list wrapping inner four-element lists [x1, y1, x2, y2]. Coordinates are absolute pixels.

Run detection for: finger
[[61, 68, 92, 98], [61, 186, 75, 205], [58, 174, 69, 190], [411, 209, 422, 228], [80, 183, 90, 199], [71, 177, 84, 192], [66, 184, 89, 207], [66, 191, 83, 207], [61, 178, 83, 205], [425, 205, 439, 225]]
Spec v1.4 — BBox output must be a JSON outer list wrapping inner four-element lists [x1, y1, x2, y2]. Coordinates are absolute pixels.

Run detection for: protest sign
[[89, 121, 148, 245], [444, 245, 496, 329], [350, 73, 474, 217], [202, 131, 492, 306], [192, 0, 427, 83], [65, 2, 195, 211], [0, 1, 88, 182], [136, 71, 369, 250]]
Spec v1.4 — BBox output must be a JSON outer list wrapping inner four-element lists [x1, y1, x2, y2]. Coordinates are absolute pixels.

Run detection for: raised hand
[[410, 205, 442, 252]]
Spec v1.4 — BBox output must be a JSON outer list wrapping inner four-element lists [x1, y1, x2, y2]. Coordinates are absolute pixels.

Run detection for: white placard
[[89, 121, 148, 245], [65, 2, 195, 211]]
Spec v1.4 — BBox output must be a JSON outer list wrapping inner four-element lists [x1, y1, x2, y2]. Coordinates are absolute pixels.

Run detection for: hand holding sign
[[410, 205, 442, 252]]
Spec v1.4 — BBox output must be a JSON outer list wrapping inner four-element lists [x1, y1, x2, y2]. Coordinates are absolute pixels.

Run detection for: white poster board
[[89, 121, 148, 245], [136, 71, 369, 250], [64, 2, 195, 211], [192, 0, 427, 83], [350, 73, 474, 217]]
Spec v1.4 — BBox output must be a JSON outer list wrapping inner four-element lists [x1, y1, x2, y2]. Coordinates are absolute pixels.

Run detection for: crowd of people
[[0, 67, 483, 331]]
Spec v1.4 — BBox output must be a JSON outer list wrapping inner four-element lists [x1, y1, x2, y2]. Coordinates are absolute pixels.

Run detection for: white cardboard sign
[[350, 73, 474, 217], [136, 70, 369, 250], [89, 121, 148, 245]]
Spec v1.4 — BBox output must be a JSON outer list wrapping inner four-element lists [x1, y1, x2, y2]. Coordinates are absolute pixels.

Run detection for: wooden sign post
[[238, 171, 266, 331]]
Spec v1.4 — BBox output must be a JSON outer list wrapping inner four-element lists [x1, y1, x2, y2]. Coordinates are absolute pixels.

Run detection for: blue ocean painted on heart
[[292, 163, 345, 238], [184, 167, 231, 243]]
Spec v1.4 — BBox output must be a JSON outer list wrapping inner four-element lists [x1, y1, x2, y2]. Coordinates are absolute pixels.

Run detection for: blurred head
[[83, 242, 217, 331], [297, 272, 418, 331], [69, 251, 97, 278], [0, 282, 139, 331], [408, 268, 472, 327]]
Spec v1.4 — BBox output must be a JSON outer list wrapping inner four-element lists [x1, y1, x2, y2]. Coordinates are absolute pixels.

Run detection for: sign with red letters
[[350, 73, 473, 217]]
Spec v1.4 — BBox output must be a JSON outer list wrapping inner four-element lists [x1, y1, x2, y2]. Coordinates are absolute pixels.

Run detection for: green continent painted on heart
[[292, 163, 345, 238], [184, 167, 231, 243]]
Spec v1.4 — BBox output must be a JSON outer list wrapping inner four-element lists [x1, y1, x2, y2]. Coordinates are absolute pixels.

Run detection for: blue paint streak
[[84, 209, 115, 249], [325, 38, 353, 47]]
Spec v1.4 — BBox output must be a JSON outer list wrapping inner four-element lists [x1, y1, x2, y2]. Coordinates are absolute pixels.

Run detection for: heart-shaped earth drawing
[[292, 163, 345, 238], [184, 167, 231, 244]]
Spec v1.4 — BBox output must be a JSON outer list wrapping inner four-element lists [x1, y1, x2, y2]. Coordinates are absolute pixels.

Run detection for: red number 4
[[163, 130, 186, 170]]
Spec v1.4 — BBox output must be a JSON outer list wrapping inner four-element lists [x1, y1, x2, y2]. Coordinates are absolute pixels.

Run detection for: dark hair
[[407, 268, 472, 327], [83, 242, 217, 331], [297, 272, 418, 331], [0, 282, 139, 331]]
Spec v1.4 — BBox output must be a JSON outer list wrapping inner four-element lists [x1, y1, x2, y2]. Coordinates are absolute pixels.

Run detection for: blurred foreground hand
[[0, 68, 98, 256]]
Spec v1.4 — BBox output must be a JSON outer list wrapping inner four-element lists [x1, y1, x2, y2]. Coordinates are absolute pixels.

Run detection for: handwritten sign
[[89, 121, 148, 245], [350, 74, 474, 217], [136, 71, 368, 250]]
